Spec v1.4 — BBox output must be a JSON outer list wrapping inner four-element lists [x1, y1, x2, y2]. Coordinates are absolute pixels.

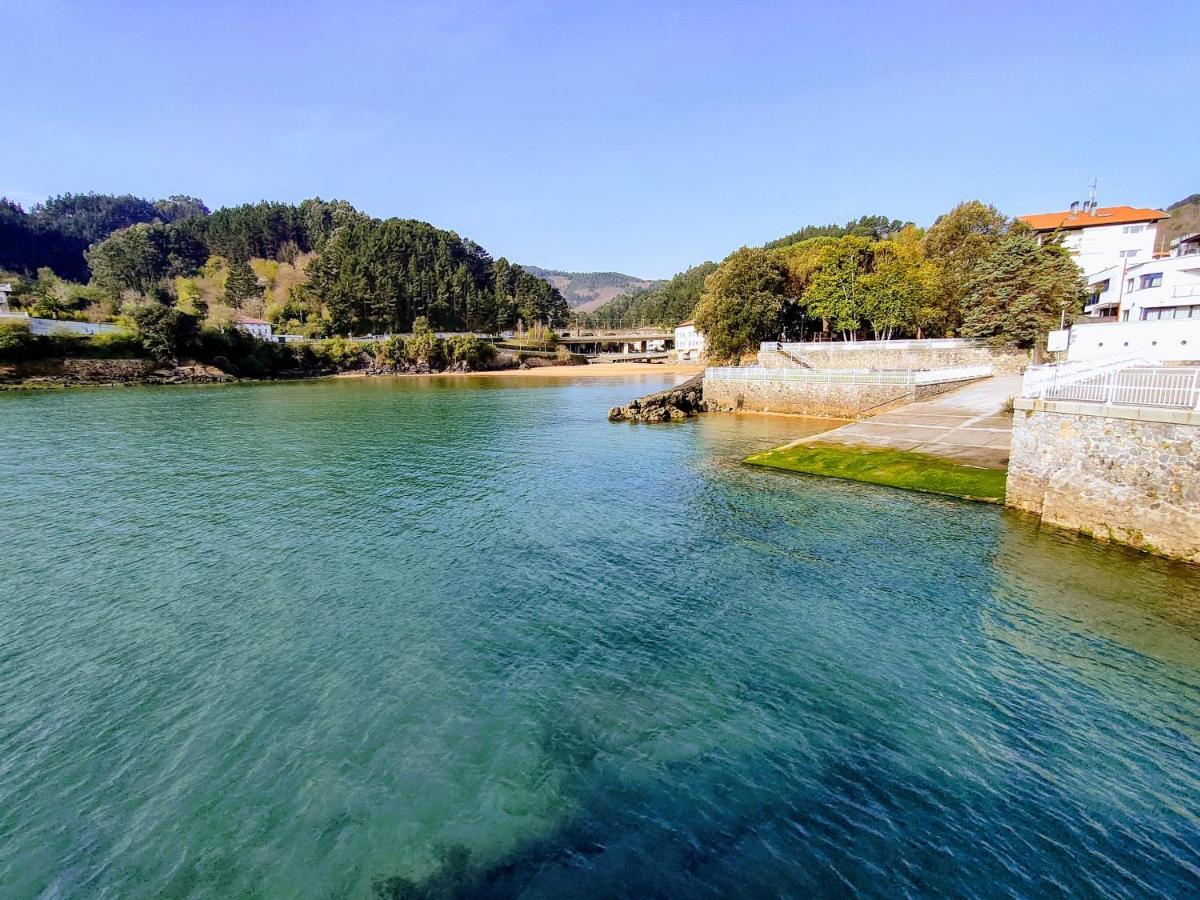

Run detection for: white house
[[1018, 203, 1168, 318], [235, 315, 274, 341], [1171, 232, 1200, 257], [1082, 255, 1200, 323], [0, 283, 12, 314], [674, 321, 706, 360]]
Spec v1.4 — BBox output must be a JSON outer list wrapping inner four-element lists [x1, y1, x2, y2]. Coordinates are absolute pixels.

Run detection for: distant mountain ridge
[[521, 266, 665, 312], [1160, 193, 1200, 249]]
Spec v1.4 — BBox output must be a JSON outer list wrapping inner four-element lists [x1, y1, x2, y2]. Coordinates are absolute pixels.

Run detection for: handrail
[[705, 365, 991, 385]]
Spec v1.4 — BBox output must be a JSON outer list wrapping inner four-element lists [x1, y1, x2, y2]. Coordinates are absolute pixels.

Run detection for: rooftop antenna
[[1087, 177, 1099, 214]]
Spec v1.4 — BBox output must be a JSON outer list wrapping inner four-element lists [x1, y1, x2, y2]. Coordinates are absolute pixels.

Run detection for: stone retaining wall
[[1007, 399, 1200, 563], [702, 373, 987, 418], [703, 377, 913, 418], [759, 345, 1027, 374]]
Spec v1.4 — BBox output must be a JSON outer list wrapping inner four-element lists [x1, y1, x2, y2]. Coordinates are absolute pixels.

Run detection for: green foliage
[[0, 320, 36, 361], [801, 236, 874, 336], [195, 326, 303, 377], [765, 214, 914, 250], [923, 200, 1009, 335], [131, 304, 199, 362], [87, 223, 209, 296], [30, 193, 161, 245], [373, 335, 407, 367], [223, 257, 261, 306], [309, 219, 499, 335], [959, 230, 1086, 348], [446, 333, 496, 369], [584, 262, 718, 329], [405, 328, 444, 367], [692, 248, 789, 360], [315, 337, 370, 369], [0, 319, 144, 362], [492, 258, 569, 331]]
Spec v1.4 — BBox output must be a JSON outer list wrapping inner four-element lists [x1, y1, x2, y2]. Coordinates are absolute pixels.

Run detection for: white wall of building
[[674, 323, 706, 360], [236, 320, 274, 340], [1057, 220, 1159, 278], [1066, 319, 1200, 363], [1085, 256, 1200, 322]]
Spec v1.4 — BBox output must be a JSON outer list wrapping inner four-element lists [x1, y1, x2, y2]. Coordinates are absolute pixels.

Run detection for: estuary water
[[1, 374, 1198, 898]]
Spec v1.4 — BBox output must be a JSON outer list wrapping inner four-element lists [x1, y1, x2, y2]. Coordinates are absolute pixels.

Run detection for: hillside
[[521, 266, 664, 312], [1159, 193, 1200, 250]]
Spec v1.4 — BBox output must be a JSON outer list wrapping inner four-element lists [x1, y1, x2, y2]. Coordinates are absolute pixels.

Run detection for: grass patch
[[745, 442, 1007, 503]]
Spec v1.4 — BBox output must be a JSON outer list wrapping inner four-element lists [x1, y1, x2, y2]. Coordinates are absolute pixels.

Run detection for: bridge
[[558, 332, 674, 359]]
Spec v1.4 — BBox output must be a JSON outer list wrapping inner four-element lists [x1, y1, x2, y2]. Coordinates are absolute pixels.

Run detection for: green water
[[1, 374, 1198, 898]]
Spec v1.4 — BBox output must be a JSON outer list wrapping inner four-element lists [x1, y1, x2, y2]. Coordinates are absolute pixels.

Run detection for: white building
[[0, 283, 12, 314], [674, 321, 706, 360], [1018, 204, 1168, 318], [1083, 255, 1200, 323], [235, 315, 274, 341], [1171, 232, 1200, 257]]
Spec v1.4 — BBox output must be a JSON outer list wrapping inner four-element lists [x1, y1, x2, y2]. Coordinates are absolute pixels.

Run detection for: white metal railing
[[1021, 355, 1152, 397], [704, 365, 991, 385], [760, 338, 985, 353], [1023, 359, 1200, 409], [1170, 284, 1200, 299]]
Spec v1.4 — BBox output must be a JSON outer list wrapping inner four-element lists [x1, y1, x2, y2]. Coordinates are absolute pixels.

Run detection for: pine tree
[[223, 257, 260, 308]]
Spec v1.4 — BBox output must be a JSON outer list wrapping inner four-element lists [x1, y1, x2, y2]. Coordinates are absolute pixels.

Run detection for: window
[[1126, 278, 1135, 292], [1119, 249, 1140, 258], [1139, 272, 1163, 289], [1091, 279, 1110, 294], [1122, 225, 1145, 234], [1141, 304, 1200, 321]]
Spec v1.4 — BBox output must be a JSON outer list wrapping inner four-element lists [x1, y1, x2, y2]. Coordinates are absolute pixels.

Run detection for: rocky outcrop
[[0, 358, 235, 388], [608, 374, 706, 422]]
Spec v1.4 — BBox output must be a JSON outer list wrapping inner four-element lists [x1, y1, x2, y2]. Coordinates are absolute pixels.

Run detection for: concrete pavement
[[794, 375, 1022, 469]]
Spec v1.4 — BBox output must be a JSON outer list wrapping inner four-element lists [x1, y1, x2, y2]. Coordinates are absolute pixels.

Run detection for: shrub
[[316, 337, 370, 370], [79, 331, 144, 359], [406, 331, 444, 367], [0, 320, 36, 362], [447, 334, 495, 369], [374, 335, 407, 367]]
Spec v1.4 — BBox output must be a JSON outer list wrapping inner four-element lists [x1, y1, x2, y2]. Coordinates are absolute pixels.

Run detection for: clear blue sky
[[3, 0, 1196, 278]]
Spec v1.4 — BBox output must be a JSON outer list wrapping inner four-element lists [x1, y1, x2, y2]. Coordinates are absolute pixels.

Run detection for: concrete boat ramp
[[791, 375, 1022, 469]]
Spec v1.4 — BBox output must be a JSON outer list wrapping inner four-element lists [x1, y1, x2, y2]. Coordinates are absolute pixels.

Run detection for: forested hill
[[520, 266, 664, 312], [577, 263, 718, 329], [1160, 193, 1200, 249], [0, 193, 568, 335]]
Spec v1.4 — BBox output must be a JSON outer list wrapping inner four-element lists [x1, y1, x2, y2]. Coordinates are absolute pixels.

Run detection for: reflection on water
[[1, 374, 1197, 898]]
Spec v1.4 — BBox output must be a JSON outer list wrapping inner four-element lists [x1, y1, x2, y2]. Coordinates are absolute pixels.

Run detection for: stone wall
[[1007, 399, 1200, 563], [703, 377, 914, 418], [759, 345, 1027, 374]]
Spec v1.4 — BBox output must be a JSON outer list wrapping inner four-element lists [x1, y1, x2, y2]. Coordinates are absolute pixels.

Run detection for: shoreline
[[335, 361, 707, 380], [1, 359, 706, 390]]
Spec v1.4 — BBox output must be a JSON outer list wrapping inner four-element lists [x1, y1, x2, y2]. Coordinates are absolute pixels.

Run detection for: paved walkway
[[796, 375, 1022, 469]]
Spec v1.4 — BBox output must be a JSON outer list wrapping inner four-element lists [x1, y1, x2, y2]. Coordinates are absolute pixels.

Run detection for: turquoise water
[[2, 374, 1199, 898]]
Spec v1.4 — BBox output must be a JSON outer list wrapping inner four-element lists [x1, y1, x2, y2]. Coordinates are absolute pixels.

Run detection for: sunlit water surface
[[1, 374, 1198, 898]]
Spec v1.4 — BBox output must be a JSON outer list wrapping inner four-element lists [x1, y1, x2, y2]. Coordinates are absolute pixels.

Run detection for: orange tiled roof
[[1018, 205, 1167, 231], [236, 315, 271, 325]]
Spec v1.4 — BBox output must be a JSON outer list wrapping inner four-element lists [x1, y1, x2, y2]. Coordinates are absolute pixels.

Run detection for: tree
[[923, 200, 1008, 335], [405, 316, 443, 366], [87, 223, 207, 296], [692, 247, 789, 360], [859, 228, 936, 340], [447, 333, 495, 369], [959, 230, 1086, 348], [132, 305, 198, 362], [223, 257, 261, 307], [803, 236, 874, 339]]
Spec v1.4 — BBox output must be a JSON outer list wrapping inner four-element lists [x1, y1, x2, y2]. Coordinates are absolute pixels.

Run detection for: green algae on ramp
[[745, 442, 1008, 503]]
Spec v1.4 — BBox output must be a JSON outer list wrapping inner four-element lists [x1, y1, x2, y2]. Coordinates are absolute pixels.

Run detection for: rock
[[608, 373, 707, 423]]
